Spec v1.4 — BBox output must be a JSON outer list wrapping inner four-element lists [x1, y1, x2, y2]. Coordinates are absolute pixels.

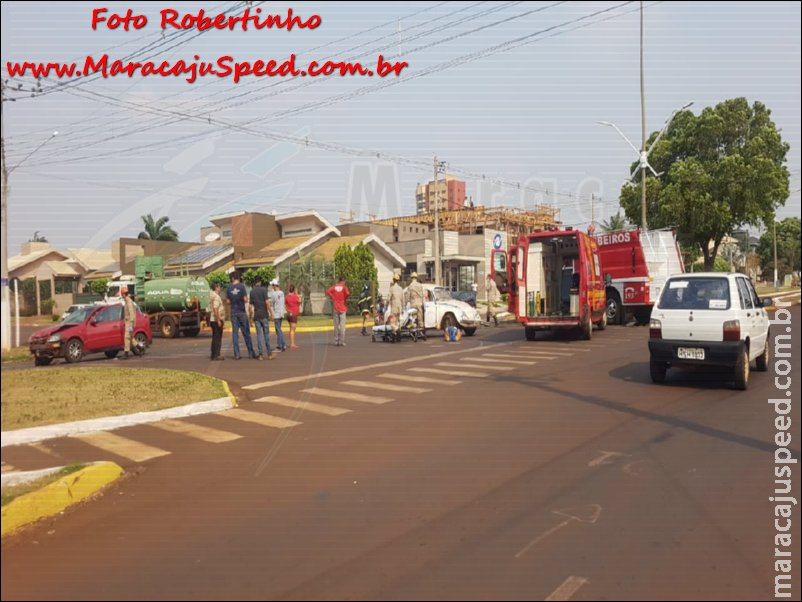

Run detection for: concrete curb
[[1, 461, 123, 537], [1, 466, 63, 488], [1, 395, 236, 448]]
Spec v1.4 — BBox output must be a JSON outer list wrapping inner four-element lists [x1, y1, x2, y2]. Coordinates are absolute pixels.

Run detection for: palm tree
[[601, 211, 628, 232], [138, 214, 178, 241]]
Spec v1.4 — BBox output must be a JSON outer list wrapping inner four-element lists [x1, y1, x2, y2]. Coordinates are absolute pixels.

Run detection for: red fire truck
[[492, 228, 607, 340], [595, 229, 684, 325]]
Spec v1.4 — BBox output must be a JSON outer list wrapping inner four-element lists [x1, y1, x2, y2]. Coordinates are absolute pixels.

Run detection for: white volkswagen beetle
[[416, 284, 482, 336]]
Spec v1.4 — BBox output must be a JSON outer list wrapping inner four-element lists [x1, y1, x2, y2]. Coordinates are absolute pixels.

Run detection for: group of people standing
[[208, 271, 301, 361]]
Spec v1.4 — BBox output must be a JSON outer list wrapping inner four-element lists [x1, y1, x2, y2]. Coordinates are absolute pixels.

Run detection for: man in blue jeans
[[249, 277, 275, 360], [270, 278, 288, 351], [226, 271, 257, 360]]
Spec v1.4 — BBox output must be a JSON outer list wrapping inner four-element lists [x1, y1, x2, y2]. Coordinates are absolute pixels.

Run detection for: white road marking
[[545, 576, 589, 601], [588, 450, 631, 467], [378, 373, 463, 385], [300, 387, 394, 405], [436, 362, 514, 371], [243, 343, 507, 390], [408, 367, 489, 378], [473, 356, 538, 365], [149, 419, 242, 443], [516, 349, 575, 357], [342, 380, 432, 394], [515, 505, 602, 559], [254, 396, 351, 416], [74, 432, 171, 463], [218, 409, 302, 429]]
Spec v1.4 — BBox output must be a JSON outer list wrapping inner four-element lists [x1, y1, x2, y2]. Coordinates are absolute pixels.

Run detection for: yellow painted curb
[[221, 380, 238, 407], [1, 462, 123, 536]]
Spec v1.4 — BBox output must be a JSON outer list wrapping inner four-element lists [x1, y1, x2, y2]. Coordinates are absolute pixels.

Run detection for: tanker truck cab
[[492, 229, 606, 340]]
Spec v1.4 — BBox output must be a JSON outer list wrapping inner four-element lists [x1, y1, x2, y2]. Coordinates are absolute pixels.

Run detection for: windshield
[[659, 277, 731, 310], [433, 287, 453, 302], [62, 306, 94, 324]]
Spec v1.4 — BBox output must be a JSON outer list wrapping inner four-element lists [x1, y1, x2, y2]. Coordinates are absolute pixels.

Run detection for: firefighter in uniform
[[121, 287, 137, 359], [407, 272, 425, 330], [485, 273, 500, 327], [388, 274, 404, 332]]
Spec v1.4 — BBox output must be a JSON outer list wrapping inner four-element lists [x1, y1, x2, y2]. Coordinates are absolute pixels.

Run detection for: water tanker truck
[[106, 257, 210, 338]]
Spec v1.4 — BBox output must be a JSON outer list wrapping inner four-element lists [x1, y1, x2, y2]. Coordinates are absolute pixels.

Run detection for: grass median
[[1, 367, 228, 431]]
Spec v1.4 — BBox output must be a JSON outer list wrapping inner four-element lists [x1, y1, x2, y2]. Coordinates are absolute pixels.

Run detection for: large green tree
[[138, 214, 179, 241], [619, 98, 790, 270], [757, 217, 801, 282]]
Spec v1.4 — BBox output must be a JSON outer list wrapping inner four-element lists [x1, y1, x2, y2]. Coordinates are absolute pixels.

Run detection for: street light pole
[[773, 218, 778, 290], [598, 101, 692, 231], [640, 0, 648, 230]]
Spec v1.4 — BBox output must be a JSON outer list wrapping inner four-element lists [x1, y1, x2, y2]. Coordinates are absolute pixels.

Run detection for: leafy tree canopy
[[619, 98, 790, 270], [757, 217, 801, 281]]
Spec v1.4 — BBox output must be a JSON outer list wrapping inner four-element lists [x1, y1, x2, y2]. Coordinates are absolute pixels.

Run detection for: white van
[[648, 273, 772, 390]]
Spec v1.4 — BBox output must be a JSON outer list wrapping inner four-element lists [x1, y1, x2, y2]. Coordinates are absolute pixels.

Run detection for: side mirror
[[762, 297, 774, 308], [89, 318, 97, 327]]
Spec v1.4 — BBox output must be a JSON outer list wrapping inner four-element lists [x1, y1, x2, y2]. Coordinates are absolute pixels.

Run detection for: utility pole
[[590, 193, 596, 230], [1, 90, 9, 351], [640, 0, 647, 231]]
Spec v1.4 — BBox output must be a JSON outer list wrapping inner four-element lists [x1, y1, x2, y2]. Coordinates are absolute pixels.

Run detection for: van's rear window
[[658, 277, 731, 310]]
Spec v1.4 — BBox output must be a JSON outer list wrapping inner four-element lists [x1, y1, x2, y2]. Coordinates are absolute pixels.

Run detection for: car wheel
[[64, 338, 84, 363], [634, 308, 651, 326], [463, 327, 476, 337], [650, 358, 667, 383], [183, 328, 200, 337], [442, 313, 456, 330], [34, 356, 53, 366], [160, 316, 177, 338], [525, 327, 537, 341], [132, 332, 148, 356], [606, 289, 622, 325], [105, 350, 119, 359], [733, 346, 749, 390], [755, 335, 769, 372]]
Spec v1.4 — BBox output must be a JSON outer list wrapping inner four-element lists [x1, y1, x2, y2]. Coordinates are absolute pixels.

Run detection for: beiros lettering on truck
[[491, 228, 607, 341], [595, 229, 684, 325]]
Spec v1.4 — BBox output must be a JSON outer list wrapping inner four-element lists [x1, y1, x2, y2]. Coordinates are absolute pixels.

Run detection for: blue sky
[[2, 1, 800, 252]]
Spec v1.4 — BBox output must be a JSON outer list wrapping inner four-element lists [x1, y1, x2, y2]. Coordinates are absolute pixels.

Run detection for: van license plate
[[678, 347, 704, 360]]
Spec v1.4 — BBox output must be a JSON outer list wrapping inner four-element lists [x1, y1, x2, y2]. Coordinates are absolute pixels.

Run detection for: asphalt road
[[2, 308, 800, 601]]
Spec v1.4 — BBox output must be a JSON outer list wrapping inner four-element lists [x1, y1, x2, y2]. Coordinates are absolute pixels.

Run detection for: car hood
[[30, 323, 78, 339], [437, 299, 478, 315]]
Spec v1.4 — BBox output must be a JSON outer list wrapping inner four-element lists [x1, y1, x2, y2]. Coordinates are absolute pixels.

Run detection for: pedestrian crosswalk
[[9, 342, 595, 468]]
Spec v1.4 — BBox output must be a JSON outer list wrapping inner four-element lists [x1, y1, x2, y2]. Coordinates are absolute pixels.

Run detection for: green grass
[[1, 367, 228, 431], [1, 464, 84, 506], [1, 347, 32, 364], [755, 284, 799, 295]]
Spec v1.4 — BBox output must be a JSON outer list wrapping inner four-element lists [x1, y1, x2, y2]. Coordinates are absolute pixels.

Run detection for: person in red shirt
[[285, 284, 302, 350], [326, 279, 350, 347]]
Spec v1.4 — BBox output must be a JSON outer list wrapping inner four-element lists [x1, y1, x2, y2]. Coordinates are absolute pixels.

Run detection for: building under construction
[[371, 204, 561, 240]]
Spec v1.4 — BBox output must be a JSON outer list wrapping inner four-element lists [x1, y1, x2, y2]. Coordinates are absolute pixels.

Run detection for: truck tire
[[606, 289, 622, 325], [183, 328, 200, 337], [581, 317, 592, 341], [596, 310, 608, 331], [525, 327, 537, 341], [160, 316, 177, 338]]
